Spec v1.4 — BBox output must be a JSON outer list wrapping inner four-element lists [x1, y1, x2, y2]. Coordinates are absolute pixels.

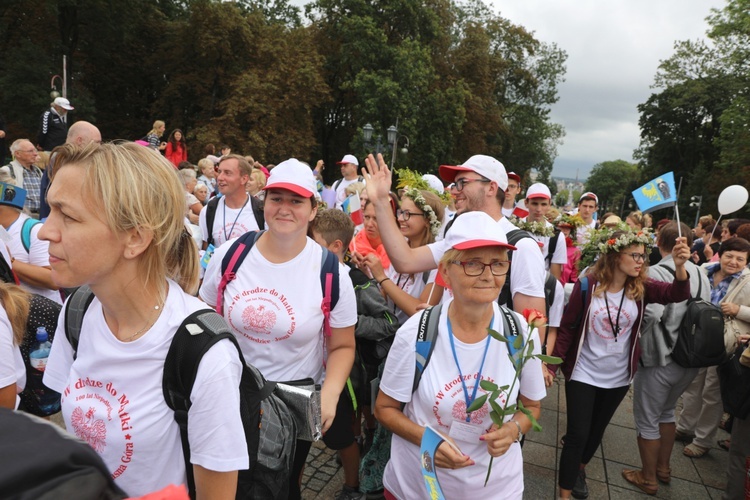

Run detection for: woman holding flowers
[[374, 211, 547, 499], [551, 229, 691, 499], [362, 187, 445, 324]]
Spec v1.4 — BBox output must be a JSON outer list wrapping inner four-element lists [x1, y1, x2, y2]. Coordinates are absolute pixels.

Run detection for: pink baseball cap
[[263, 159, 317, 197], [444, 212, 516, 251]]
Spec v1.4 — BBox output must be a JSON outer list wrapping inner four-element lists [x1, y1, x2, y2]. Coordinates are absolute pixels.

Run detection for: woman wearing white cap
[[200, 158, 357, 499], [374, 211, 546, 499]]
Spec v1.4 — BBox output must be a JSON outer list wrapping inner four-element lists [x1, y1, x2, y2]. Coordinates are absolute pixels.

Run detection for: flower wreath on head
[[554, 213, 586, 230], [395, 168, 453, 205], [508, 215, 555, 237], [577, 226, 654, 271], [401, 186, 442, 238]]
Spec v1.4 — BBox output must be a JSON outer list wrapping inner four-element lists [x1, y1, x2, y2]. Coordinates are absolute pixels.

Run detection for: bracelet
[[510, 419, 523, 442], [378, 277, 390, 286]]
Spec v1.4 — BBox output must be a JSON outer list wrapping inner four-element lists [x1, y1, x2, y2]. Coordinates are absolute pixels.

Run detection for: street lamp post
[[362, 123, 385, 154]]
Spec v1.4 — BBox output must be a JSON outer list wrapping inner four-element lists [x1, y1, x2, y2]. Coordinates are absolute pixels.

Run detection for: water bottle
[[28, 327, 61, 414]]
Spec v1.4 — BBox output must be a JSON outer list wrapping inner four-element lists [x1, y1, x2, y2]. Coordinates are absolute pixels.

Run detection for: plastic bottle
[[28, 327, 61, 414]]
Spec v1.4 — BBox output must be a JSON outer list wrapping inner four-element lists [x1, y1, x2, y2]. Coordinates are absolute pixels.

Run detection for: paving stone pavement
[[301, 374, 732, 499]]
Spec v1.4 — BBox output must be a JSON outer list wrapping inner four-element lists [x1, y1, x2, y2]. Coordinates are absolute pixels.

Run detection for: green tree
[[585, 160, 640, 216]]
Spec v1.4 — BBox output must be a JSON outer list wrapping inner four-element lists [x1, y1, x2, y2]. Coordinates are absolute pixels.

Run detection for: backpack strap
[[497, 229, 533, 309], [411, 304, 443, 394], [572, 276, 590, 334], [542, 272, 557, 353], [21, 218, 41, 253], [250, 195, 265, 230], [320, 248, 340, 341], [546, 229, 561, 268], [217, 231, 264, 315], [63, 285, 95, 360], [204, 197, 221, 247], [499, 306, 524, 370], [162, 308, 248, 500]]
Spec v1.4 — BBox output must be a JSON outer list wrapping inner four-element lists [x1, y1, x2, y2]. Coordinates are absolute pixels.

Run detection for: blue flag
[[632, 172, 677, 214], [420, 426, 450, 499]]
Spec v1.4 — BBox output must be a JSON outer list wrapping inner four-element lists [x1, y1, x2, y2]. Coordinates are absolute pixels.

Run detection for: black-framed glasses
[[450, 260, 510, 276], [396, 209, 425, 221], [454, 177, 490, 192], [627, 253, 647, 263]]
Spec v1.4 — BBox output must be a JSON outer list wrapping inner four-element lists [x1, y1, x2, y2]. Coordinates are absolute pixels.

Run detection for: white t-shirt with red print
[[198, 196, 261, 249], [380, 300, 546, 500], [200, 236, 357, 384], [0, 305, 25, 409], [571, 288, 637, 388], [44, 280, 248, 497]]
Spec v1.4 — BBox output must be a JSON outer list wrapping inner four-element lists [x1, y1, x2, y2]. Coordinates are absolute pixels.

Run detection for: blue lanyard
[[223, 195, 250, 241], [447, 315, 493, 422]]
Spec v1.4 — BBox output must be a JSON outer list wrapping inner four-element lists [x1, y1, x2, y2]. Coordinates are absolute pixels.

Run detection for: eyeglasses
[[454, 177, 490, 192], [396, 209, 425, 221], [627, 253, 647, 263], [450, 260, 510, 276]]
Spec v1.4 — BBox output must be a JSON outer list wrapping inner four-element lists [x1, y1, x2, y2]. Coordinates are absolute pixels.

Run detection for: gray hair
[[9, 139, 32, 155], [178, 168, 197, 187]]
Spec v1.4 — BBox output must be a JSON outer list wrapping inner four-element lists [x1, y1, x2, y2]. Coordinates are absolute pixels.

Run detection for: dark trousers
[[289, 439, 313, 500], [558, 380, 630, 490]]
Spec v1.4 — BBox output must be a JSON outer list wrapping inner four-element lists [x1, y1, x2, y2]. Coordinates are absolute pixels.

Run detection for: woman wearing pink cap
[[374, 211, 546, 499], [200, 159, 357, 499]]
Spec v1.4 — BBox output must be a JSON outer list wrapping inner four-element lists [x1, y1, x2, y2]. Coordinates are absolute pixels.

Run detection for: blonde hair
[[249, 169, 266, 190], [52, 142, 199, 295], [627, 211, 646, 229], [344, 182, 365, 197], [402, 189, 445, 247], [0, 283, 30, 346], [197, 158, 214, 173], [148, 120, 165, 135]]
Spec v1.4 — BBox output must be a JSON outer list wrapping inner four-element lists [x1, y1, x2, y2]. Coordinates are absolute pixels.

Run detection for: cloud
[[492, 0, 725, 179]]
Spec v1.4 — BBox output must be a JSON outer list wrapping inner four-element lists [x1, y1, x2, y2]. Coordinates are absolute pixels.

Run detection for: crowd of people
[[0, 105, 748, 500]]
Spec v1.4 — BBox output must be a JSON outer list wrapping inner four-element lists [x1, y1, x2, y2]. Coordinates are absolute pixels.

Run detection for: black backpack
[[0, 408, 128, 499], [660, 266, 727, 368], [204, 195, 265, 248], [64, 288, 296, 500], [18, 294, 63, 416]]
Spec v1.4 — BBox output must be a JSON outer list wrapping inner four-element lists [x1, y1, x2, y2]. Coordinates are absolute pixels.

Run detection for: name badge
[[200, 243, 215, 270], [449, 419, 485, 442], [606, 341, 624, 354]]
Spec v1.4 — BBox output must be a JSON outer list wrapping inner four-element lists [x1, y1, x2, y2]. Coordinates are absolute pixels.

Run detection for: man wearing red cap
[[502, 171, 522, 218], [363, 154, 546, 313], [524, 183, 567, 280]]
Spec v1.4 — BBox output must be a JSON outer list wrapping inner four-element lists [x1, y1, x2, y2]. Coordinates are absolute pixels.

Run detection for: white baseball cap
[[444, 212, 516, 251], [336, 154, 359, 166], [439, 155, 508, 191], [422, 174, 444, 193], [263, 158, 317, 198], [525, 183, 551, 200], [53, 97, 74, 110]]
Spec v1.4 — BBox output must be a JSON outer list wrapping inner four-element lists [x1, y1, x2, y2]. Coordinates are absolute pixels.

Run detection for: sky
[[486, 0, 725, 180], [292, 0, 726, 180]]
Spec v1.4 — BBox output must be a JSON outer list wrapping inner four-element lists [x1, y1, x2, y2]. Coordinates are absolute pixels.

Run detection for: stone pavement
[[301, 375, 732, 499]]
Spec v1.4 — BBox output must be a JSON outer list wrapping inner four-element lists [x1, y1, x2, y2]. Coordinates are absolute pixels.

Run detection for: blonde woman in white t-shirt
[[200, 158, 357, 500], [363, 188, 445, 325], [375, 211, 546, 500], [41, 142, 247, 498]]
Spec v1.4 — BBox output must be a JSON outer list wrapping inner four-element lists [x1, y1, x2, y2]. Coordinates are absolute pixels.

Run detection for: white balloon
[[717, 185, 749, 215]]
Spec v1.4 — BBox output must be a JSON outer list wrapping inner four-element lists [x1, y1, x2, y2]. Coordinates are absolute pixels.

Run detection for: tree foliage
[[636, 0, 750, 218], [0, 0, 566, 179], [585, 160, 640, 217]]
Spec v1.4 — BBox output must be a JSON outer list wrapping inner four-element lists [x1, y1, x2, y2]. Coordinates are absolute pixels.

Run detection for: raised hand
[[363, 153, 393, 204]]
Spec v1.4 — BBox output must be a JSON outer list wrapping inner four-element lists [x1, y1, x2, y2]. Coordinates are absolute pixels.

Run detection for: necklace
[[121, 302, 163, 342]]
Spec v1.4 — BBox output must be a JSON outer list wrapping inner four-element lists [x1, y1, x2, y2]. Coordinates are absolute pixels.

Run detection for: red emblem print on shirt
[[71, 406, 107, 452], [451, 399, 489, 424], [242, 305, 277, 334]]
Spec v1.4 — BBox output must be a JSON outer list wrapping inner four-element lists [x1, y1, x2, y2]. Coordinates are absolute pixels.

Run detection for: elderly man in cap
[[333, 154, 365, 209], [363, 153, 546, 314], [38, 97, 74, 151]]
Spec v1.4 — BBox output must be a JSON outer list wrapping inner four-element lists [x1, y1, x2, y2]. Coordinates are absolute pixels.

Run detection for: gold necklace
[[122, 302, 163, 342]]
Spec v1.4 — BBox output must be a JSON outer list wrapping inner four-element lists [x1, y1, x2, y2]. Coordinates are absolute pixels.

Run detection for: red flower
[[522, 308, 548, 330], [607, 238, 617, 245]]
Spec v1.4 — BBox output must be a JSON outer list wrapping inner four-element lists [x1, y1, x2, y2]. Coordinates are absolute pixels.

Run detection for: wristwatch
[[511, 419, 523, 442]]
